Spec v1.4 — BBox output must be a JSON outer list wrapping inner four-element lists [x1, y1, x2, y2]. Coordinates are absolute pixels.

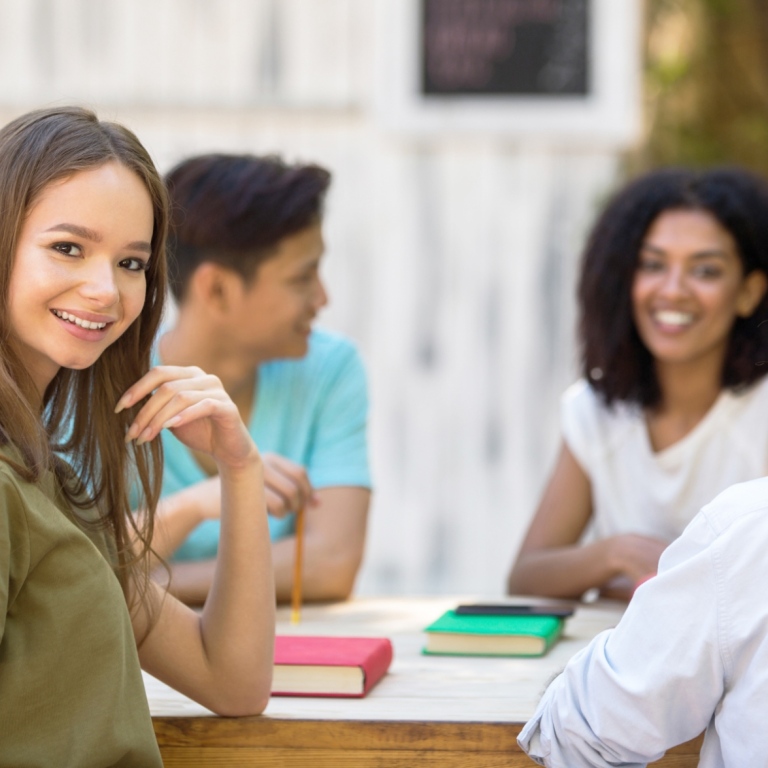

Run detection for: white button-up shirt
[[519, 476, 768, 768]]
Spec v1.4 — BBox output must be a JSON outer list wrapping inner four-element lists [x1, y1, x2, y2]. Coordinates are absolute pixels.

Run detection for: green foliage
[[632, 0, 768, 174]]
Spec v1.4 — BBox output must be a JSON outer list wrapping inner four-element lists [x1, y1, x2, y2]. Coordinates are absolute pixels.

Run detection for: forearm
[[508, 539, 618, 599], [521, 533, 723, 765], [198, 457, 275, 712], [162, 528, 361, 605], [127, 366, 276, 716], [271, 486, 369, 603], [520, 632, 668, 767], [272, 530, 362, 603]]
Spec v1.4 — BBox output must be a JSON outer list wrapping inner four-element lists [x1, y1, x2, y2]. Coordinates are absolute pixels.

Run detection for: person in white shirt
[[508, 167, 768, 600], [518, 476, 768, 768]]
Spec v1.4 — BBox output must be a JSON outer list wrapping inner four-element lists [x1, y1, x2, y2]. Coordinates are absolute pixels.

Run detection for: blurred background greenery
[[636, 0, 768, 173]]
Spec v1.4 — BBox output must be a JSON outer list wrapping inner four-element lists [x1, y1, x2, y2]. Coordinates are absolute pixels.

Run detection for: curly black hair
[[579, 166, 768, 408]]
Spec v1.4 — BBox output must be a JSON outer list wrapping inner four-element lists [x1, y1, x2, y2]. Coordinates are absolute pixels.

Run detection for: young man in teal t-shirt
[[150, 154, 371, 605]]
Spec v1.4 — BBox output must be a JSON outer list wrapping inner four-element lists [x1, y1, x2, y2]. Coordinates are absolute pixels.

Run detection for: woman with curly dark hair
[[508, 167, 768, 600]]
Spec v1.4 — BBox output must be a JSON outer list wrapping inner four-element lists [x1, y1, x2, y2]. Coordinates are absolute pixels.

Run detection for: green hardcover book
[[423, 610, 563, 657]]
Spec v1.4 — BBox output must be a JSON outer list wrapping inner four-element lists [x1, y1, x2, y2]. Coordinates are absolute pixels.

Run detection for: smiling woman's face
[[631, 208, 767, 373], [7, 161, 154, 396]]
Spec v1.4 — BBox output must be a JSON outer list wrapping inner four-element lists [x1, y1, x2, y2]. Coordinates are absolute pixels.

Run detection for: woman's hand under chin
[[116, 365, 259, 471]]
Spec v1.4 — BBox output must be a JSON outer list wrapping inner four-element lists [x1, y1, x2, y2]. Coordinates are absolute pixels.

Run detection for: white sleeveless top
[[562, 376, 768, 542]]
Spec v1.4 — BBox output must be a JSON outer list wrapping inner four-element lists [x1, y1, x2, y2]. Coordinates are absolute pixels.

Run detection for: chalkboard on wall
[[421, 0, 589, 97]]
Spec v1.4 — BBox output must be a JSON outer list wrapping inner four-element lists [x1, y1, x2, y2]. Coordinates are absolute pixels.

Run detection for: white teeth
[[655, 310, 693, 327], [52, 309, 107, 330]]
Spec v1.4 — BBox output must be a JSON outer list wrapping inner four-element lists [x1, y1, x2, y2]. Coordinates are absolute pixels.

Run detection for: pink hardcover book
[[272, 635, 393, 698]]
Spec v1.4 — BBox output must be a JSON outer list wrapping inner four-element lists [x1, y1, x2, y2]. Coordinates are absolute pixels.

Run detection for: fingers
[[119, 367, 231, 444], [128, 391, 223, 445], [262, 453, 317, 515], [116, 365, 208, 413], [628, 545, 665, 582], [265, 487, 290, 518], [144, 395, 237, 445]]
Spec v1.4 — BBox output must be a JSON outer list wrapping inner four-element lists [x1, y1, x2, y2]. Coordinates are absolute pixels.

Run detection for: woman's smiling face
[[631, 208, 767, 371], [7, 161, 154, 395]]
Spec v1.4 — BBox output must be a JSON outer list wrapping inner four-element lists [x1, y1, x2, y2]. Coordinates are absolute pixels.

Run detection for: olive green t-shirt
[[0, 447, 162, 767]]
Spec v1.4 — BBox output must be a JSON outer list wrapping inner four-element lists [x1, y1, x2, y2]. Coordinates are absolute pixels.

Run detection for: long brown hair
[[0, 106, 168, 608]]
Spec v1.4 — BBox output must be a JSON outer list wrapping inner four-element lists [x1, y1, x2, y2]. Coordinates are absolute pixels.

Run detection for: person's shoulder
[[0, 446, 38, 530], [305, 328, 362, 365], [0, 447, 84, 517], [562, 379, 621, 415], [560, 380, 643, 467], [659, 476, 768, 576], [561, 379, 638, 434], [562, 379, 598, 410], [0, 444, 27, 489], [562, 379, 638, 417], [716, 376, 768, 455], [283, 328, 365, 383], [260, 329, 365, 399], [672, 476, 768, 597], [699, 476, 768, 537]]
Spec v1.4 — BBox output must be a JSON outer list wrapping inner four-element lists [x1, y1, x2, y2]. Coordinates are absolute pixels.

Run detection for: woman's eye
[[120, 257, 150, 273], [692, 265, 722, 279], [52, 242, 82, 257], [637, 259, 664, 273]]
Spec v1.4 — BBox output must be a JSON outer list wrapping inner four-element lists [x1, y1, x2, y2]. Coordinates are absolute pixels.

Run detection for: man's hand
[[262, 453, 319, 516], [178, 454, 317, 521]]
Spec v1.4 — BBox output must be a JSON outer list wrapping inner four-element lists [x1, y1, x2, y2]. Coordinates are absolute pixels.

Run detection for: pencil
[[291, 507, 306, 624]]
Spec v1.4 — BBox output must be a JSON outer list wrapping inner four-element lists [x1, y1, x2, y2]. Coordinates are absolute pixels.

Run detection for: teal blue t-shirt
[[158, 328, 371, 561]]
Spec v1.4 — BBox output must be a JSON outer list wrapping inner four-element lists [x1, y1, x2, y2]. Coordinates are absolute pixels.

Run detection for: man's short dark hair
[[165, 153, 331, 301], [579, 166, 768, 408]]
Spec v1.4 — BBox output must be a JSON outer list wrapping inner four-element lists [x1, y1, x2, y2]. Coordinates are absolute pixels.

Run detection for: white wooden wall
[[0, 0, 623, 595]]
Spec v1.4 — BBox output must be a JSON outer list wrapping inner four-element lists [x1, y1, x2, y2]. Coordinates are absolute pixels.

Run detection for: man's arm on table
[[146, 477, 218, 565], [162, 485, 370, 606], [519, 511, 723, 767], [145, 452, 318, 566]]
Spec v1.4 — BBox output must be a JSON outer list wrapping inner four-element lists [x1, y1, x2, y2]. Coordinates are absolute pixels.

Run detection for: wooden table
[[146, 597, 702, 766]]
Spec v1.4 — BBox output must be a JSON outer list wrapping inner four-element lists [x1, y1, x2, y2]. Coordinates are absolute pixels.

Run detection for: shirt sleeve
[[518, 510, 724, 767], [306, 344, 371, 490], [560, 380, 595, 476]]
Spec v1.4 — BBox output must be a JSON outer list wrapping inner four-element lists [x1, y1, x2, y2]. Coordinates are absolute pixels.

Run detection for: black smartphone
[[454, 602, 575, 618]]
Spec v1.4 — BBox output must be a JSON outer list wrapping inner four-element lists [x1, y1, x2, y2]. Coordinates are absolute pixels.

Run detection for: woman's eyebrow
[[45, 222, 102, 241], [126, 240, 152, 254], [689, 250, 729, 261], [44, 222, 151, 253], [640, 242, 730, 260]]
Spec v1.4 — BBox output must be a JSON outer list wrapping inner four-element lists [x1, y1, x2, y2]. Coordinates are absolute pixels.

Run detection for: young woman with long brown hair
[[0, 106, 277, 766]]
